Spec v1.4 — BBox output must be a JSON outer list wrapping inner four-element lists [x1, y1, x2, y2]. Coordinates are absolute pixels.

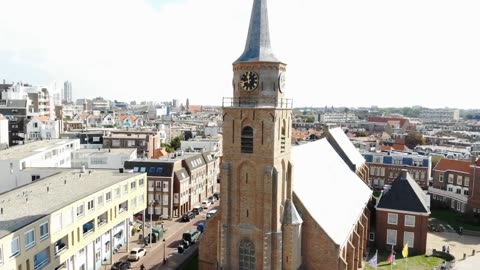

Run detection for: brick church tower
[[217, 0, 303, 269]]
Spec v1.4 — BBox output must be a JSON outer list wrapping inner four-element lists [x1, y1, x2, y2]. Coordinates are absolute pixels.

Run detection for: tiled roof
[[377, 171, 430, 213], [392, 144, 408, 151], [368, 116, 409, 127], [434, 159, 471, 173], [33, 115, 50, 122]]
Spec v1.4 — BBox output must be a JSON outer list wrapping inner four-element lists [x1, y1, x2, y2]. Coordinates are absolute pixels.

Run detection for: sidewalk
[[101, 217, 188, 270]]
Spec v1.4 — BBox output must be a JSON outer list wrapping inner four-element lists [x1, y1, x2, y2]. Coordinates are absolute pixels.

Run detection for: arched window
[[239, 239, 255, 270], [241, 126, 254, 153]]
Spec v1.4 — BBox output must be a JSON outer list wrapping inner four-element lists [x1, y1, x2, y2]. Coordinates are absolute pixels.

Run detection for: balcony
[[118, 201, 128, 214], [97, 212, 108, 227], [82, 220, 95, 236], [222, 97, 293, 109], [428, 187, 468, 203], [54, 236, 68, 256]]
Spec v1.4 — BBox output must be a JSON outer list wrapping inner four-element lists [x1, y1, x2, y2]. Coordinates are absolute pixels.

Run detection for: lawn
[[364, 251, 444, 270], [430, 209, 480, 232]]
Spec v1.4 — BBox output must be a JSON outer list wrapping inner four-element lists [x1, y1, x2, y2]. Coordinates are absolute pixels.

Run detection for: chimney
[[119, 168, 124, 173]]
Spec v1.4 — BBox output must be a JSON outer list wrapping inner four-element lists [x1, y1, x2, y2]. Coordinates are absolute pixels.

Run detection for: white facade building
[[0, 139, 80, 192], [420, 108, 460, 122], [181, 136, 223, 156], [71, 148, 137, 169], [0, 113, 8, 149], [0, 168, 147, 270], [26, 116, 61, 140], [319, 111, 358, 124]]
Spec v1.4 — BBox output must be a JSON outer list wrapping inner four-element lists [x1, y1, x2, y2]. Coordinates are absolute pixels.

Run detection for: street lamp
[[163, 238, 167, 264], [149, 200, 155, 246]]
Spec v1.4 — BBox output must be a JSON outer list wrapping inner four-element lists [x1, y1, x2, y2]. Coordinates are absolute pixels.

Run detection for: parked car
[[213, 192, 220, 200], [208, 196, 216, 204], [127, 247, 147, 261], [111, 261, 131, 270], [206, 209, 218, 219], [192, 206, 203, 215], [201, 200, 211, 209], [181, 212, 195, 222], [182, 230, 201, 245]]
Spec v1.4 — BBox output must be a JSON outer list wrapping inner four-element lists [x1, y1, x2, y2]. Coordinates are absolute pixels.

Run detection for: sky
[[0, 0, 479, 109]]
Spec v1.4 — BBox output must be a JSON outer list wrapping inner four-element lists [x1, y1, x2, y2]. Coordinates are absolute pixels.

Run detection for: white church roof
[[292, 138, 372, 247], [328, 127, 366, 169]]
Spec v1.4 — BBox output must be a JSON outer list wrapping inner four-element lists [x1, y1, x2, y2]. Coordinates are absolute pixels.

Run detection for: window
[[457, 175, 463, 185], [10, 237, 20, 257], [403, 231, 414, 248], [106, 192, 112, 202], [465, 177, 470, 187], [39, 222, 49, 240], [115, 187, 121, 198], [139, 195, 145, 205], [34, 248, 50, 270], [130, 181, 136, 190], [133, 167, 139, 172], [139, 178, 144, 187], [386, 229, 397, 245], [405, 215, 416, 227], [31, 175, 41, 181], [25, 229, 35, 249], [156, 167, 164, 174], [457, 202, 462, 212], [241, 126, 254, 153], [131, 198, 137, 209], [65, 208, 74, 226], [97, 195, 104, 207], [112, 140, 120, 147], [87, 199, 94, 211], [464, 189, 469, 196], [77, 204, 85, 217], [91, 157, 107, 165], [52, 214, 62, 233], [368, 232, 375, 241], [239, 240, 255, 270], [149, 167, 155, 174], [448, 174, 454, 184], [127, 140, 135, 147], [123, 184, 128, 194], [387, 213, 398, 225], [140, 167, 146, 173]]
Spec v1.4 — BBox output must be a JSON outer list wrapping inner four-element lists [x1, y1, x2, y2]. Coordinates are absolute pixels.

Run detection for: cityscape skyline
[[0, 0, 479, 109]]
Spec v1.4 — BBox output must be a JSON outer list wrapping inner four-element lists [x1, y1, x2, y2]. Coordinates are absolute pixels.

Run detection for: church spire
[[235, 0, 278, 63]]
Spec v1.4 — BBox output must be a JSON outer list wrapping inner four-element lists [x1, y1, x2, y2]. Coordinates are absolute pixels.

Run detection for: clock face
[[278, 73, 286, 93], [239, 71, 259, 91]]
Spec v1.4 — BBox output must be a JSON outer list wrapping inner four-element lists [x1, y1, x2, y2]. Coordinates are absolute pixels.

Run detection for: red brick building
[[376, 171, 430, 255]]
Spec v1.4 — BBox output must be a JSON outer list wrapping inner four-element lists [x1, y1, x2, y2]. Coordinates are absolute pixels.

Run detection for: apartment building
[[0, 114, 8, 150], [26, 116, 61, 140], [363, 152, 431, 189], [0, 168, 147, 270], [420, 108, 460, 122], [71, 148, 137, 169], [0, 99, 28, 146], [0, 139, 80, 193], [318, 111, 358, 124], [429, 159, 471, 213], [103, 130, 162, 158], [124, 159, 181, 219]]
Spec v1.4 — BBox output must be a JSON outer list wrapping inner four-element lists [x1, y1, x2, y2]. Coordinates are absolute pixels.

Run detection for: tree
[[405, 132, 426, 149], [169, 136, 182, 151]]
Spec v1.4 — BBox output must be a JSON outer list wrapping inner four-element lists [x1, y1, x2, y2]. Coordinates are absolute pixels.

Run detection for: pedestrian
[[446, 246, 450, 254], [140, 264, 146, 270]]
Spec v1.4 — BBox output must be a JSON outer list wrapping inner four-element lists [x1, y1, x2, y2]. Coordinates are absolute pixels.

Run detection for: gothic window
[[239, 240, 255, 270], [280, 125, 286, 153], [241, 126, 254, 153]]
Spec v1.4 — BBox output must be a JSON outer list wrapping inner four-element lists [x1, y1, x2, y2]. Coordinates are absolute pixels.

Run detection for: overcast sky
[[0, 0, 479, 109]]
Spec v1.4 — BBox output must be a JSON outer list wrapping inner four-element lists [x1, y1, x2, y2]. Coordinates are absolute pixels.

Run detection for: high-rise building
[[63, 80, 73, 103]]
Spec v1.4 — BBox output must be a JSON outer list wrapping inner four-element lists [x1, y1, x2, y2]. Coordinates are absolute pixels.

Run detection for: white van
[[206, 209, 217, 219]]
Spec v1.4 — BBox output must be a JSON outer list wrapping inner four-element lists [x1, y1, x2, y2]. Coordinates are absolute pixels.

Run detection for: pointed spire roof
[[283, 199, 303, 225], [235, 0, 279, 63]]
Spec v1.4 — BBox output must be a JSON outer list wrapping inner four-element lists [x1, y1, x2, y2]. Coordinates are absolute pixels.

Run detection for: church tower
[[219, 0, 302, 269]]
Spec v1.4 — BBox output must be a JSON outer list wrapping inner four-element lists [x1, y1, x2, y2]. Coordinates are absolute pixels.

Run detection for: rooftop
[[0, 168, 144, 238], [75, 148, 136, 156], [0, 139, 79, 161], [434, 159, 472, 174], [292, 138, 372, 247]]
